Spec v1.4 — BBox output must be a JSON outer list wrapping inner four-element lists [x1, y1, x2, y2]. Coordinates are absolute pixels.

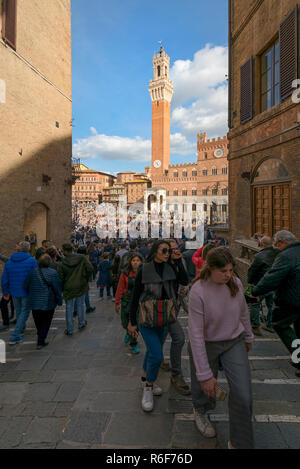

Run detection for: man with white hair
[[1, 241, 38, 345], [252, 231, 300, 376], [247, 236, 280, 335]]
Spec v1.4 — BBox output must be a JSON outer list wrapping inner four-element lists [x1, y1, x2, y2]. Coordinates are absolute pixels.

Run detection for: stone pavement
[[0, 281, 299, 449]]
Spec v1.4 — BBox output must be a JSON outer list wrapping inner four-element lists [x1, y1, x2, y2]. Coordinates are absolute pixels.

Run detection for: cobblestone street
[[0, 282, 299, 449]]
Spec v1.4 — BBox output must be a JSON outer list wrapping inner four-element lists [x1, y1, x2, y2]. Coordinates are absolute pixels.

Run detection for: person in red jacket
[[192, 247, 206, 277], [115, 253, 143, 354]]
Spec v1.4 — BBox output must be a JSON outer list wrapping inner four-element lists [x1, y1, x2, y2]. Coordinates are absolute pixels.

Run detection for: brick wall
[[0, 0, 72, 253]]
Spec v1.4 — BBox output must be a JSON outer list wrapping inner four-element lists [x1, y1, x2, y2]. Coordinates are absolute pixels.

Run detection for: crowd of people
[[0, 227, 299, 449]]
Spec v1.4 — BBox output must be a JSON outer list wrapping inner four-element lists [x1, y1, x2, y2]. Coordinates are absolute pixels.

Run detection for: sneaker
[[252, 327, 263, 336], [78, 321, 87, 330], [295, 370, 300, 378], [141, 385, 154, 412], [36, 342, 49, 350], [112, 298, 115, 302], [228, 441, 235, 449], [193, 409, 216, 438], [98, 297, 104, 302], [0, 325, 9, 332], [141, 380, 163, 397], [124, 333, 131, 345], [171, 373, 191, 395], [86, 307, 96, 314], [9, 340, 17, 345], [160, 360, 171, 372], [107, 295, 112, 299], [130, 344, 140, 354], [64, 330, 73, 336], [16, 336, 24, 344], [261, 324, 275, 333]]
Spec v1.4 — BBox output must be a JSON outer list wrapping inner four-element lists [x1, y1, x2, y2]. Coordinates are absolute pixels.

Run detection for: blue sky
[[71, 0, 229, 175]]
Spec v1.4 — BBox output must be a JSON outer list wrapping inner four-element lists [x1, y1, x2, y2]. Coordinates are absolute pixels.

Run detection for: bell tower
[[149, 47, 173, 175]]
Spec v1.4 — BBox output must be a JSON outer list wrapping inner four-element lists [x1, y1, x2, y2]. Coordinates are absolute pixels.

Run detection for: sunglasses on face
[[160, 248, 171, 255]]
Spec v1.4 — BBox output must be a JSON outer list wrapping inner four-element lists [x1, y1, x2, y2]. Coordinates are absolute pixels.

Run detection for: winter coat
[[58, 254, 94, 301], [23, 267, 63, 310], [1, 252, 38, 297], [252, 242, 300, 311], [97, 260, 112, 287], [247, 246, 280, 285]]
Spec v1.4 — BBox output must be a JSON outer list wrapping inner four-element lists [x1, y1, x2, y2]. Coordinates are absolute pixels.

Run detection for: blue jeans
[[10, 297, 30, 341], [99, 286, 111, 298], [139, 323, 166, 383], [65, 294, 86, 334], [74, 292, 91, 311]]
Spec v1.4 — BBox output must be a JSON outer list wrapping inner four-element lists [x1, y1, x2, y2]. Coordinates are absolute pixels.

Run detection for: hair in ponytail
[[192, 247, 239, 297]]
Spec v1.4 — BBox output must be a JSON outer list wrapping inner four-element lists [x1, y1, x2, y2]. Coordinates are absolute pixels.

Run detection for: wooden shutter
[[240, 57, 253, 124], [2, 0, 17, 50], [279, 5, 298, 101]]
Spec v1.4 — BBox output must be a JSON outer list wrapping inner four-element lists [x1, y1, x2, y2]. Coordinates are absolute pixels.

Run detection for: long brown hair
[[193, 247, 239, 297]]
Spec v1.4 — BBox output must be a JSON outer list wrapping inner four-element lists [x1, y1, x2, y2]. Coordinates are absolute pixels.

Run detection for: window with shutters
[[240, 57, 253, 124], [2, 0, 17, 50], [261, 40, 280, 112], [202, 189, 208, 196], [192, 188, 197, 196], [222, 187, 228, 195], [212, 167, 217, 176], [183, 171, 187, 178], [182, 189, 187, 196], [192, 170, 197, 177], [279, 6, 298, 101], [222, 167, 228, 175], [203, 169, 208, 176]]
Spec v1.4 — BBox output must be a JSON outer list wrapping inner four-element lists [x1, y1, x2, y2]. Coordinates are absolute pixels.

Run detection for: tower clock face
[[214, 148, 224, 158], [153, 159, 162, 168]]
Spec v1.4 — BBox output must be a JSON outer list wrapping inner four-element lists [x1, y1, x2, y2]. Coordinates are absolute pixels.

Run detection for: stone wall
[[0, 0, 72, 255]]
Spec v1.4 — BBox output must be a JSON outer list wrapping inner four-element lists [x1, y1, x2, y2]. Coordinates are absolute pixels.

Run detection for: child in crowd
[[115, 253, 143, 354], [97, 253, 112, 300]]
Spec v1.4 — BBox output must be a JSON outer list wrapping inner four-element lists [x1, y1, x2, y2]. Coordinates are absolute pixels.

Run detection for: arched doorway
[[24, 203, 49, 247], [251, 158, 291, 236]]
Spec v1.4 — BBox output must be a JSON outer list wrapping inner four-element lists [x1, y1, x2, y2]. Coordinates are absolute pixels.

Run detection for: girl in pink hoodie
[[188, 247, 254, 449]]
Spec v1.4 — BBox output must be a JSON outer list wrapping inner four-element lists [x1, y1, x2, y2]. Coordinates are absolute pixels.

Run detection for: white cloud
[[73, 128, 195, 162], [73, 129, 151, 162], [170, 44, 228, 138]]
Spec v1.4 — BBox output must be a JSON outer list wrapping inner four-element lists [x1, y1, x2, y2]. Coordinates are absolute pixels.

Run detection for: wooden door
[[252, 182, 291, 235]]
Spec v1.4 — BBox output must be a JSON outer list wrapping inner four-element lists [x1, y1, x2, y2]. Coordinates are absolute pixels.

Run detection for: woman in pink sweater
[[188, 247, 254, 449]]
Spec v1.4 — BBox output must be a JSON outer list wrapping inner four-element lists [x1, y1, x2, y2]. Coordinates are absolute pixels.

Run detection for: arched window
[[222, 187, 228, 195], [222, 167, 228, 175], [202, 168, 208, 176], [182, 188, 187, 196], [183, 171, 188, 178], [157, 65, 161, 77], [174, 172, 178, 178], [192, 187, 197, 196], [212, 167, 217, 176], [174, 188, 178, 196]]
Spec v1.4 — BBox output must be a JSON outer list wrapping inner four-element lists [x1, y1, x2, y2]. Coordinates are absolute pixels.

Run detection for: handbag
[[38, 268, 58, 304], [138, 294, 177, 328]]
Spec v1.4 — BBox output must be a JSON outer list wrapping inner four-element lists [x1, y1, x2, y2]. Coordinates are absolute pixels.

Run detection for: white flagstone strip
[[175, 414, 300, 423], [165, 355, 290, 361], [184, 377, 300, 385], [5, 358, 23, 362]]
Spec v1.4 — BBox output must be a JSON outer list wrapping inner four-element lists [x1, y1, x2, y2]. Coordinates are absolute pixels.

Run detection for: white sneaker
[[141, 380, 162, 396], [142, 386, 154, 412], [193, 409, 216, 438]]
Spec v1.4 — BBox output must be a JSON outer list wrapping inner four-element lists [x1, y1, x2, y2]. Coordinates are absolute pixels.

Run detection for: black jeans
[[272, 307, 300, 354], [0, 296, 15, 326], [32, 310, 55, 345]]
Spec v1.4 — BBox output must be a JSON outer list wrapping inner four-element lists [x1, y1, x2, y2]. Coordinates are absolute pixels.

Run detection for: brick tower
[[149, 47, 173, 177]]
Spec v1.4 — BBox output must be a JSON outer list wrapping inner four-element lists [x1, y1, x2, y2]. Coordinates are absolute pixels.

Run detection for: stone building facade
[[72, 164, 116, 203], [228, 0, 300, 283], [102, 178, 151, 206], [146, 48, 229, 224], [0, 0, 72, 251]]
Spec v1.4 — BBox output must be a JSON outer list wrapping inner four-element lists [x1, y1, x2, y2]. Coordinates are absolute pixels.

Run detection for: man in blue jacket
[[1, 241, 38, 345]]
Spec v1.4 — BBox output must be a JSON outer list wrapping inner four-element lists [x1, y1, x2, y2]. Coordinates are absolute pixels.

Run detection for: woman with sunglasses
[[128, 239, 188, 412]]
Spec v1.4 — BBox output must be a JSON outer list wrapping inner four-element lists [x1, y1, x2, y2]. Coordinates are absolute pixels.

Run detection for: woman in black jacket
[[128, 239, 188, 412]]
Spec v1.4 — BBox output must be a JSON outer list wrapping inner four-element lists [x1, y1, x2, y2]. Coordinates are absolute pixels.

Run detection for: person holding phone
[[188, 247, 254, 449]]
